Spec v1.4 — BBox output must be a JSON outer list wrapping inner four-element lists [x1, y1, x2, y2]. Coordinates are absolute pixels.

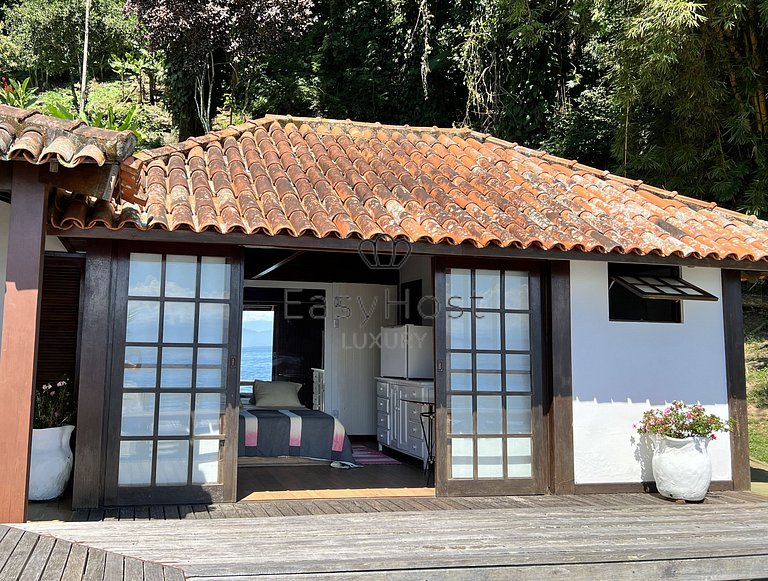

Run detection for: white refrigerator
[[380, 324, 434, 379]]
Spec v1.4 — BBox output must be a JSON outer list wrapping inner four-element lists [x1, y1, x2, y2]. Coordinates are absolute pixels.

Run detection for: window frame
[[607, 263, 717, 324]]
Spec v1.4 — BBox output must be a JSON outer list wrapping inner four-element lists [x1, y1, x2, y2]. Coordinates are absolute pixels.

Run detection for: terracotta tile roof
[[52, 115, 768, 263], [0, 105, 136, 167]]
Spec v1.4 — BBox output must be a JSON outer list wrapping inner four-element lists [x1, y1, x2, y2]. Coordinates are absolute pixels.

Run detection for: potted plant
[[29, 377, 75, 501], [636, 400, 732, 502]]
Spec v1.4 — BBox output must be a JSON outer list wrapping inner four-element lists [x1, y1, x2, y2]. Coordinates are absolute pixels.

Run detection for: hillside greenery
[[0, 0, 766, 214]]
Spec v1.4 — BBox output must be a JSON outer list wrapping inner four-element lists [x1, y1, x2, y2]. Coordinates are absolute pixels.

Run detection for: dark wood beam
[[0, 163, 48, 523], [251, 250, 305, 280], [72, 240, 114, 509], [721, 269, 750, 491], [49, 226, 768, 272], [549, 261, 575, 495]]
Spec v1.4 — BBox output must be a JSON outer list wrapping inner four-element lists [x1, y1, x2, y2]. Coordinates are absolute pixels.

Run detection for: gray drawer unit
[[374, 377, 433, 462], [376, 397, 389, 413]]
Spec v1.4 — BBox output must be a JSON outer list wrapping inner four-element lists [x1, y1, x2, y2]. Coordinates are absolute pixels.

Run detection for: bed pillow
[[250, 380, 302, 407]]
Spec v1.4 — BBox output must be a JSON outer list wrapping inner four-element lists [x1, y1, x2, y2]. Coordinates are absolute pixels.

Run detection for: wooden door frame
[[433, 257, 549, 496], [103, 242, 243, 505]]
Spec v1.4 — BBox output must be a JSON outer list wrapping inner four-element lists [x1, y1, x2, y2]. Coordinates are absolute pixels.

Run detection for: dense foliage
[[2, 0, 137, 86], [0, 0, 767, 215]]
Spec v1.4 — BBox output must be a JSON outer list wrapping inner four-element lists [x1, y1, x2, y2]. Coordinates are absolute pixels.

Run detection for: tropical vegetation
[[0, 0, 765, 216]]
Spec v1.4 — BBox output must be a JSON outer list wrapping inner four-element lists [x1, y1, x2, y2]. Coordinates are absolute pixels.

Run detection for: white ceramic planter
[[652, 435, 712, 501], [29, 425, 74, 501]]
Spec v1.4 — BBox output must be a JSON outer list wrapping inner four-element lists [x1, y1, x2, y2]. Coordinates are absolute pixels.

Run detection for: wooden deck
[[5, 491, 768, 579]]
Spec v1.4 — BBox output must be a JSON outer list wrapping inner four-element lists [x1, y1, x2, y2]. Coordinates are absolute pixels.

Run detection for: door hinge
[[229, 356, 237, 369], [436, 360, 444, 372]]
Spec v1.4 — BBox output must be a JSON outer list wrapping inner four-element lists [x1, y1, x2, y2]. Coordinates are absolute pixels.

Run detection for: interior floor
[[236, 442, 433, 501]]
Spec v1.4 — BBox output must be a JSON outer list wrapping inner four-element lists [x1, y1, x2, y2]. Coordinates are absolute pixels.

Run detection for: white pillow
[[250, 380, 302, 407]]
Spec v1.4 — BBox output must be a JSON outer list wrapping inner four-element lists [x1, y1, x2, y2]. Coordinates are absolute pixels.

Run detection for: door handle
[[436, 360, 444, 372]]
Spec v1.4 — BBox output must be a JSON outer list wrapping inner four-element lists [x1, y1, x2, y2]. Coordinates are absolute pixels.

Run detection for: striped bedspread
[[238, 408, 357, 466]]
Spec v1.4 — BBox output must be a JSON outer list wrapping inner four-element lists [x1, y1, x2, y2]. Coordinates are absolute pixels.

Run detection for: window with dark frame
[[608, 263, 717, 323]]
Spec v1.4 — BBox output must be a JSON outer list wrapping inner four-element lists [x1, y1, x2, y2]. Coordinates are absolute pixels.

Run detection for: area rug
[[352, 445, 401, 465]]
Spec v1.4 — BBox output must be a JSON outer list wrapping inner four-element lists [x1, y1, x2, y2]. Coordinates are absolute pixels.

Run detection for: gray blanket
[[238, 407, 357, 465]]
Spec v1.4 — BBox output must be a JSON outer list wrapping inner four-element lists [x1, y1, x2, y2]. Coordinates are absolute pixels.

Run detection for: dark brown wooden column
[[549, 261, 575, 494], [0, 163, 48, 523], [721, 269, 750, 491], [72, 240, 114, 509]]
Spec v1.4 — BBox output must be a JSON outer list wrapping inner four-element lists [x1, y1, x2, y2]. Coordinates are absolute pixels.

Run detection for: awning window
[[609, 274, 717, 301]]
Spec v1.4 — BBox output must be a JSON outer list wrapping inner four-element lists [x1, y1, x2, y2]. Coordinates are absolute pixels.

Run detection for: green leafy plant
[[636, 400, 733, 440], [34, 377, 74, 429], [45, 102, 142, 139], [0, 77, 38, 109]]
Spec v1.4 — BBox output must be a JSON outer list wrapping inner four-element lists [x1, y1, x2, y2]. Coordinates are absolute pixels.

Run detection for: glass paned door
[[106, 251, 240, 505], [436, 265, 546, 495]]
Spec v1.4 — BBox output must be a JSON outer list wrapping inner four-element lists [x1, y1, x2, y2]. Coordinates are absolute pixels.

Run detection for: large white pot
[[29, 425, 74, 501], [652, 435, 712, 501]]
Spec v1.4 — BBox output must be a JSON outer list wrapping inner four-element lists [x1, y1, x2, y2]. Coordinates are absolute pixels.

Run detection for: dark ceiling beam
[[251, 250, 306, 280]]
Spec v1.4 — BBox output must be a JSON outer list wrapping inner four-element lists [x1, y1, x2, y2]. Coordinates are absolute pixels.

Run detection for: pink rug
[[352, 445, 401, 465]]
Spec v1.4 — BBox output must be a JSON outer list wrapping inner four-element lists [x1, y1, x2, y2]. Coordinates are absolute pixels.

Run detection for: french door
[[435, 262, 547, 495], [105, 248, 242, 505]]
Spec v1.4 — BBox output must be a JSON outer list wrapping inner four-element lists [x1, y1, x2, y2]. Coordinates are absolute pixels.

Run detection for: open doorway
[[235, 249, 434, 501]]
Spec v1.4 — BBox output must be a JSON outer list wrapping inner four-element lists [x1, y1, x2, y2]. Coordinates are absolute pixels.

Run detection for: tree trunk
[[79, 0, 92, 115], [176, 92, 205, 140]]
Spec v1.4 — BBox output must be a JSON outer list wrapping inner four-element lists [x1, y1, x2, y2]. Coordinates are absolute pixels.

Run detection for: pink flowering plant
[[636, 400, 733, 440], [33, 376, 74, 429]]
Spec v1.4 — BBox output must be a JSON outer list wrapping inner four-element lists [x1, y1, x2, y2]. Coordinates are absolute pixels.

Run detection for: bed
[[237, 379, 358, 467]]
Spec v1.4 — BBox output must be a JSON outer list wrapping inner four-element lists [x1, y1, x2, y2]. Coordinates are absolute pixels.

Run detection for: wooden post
[[722, 269, 750, 491], [0, 163, 48, 523], [72, 240, 113, 509], [549, 261, 575, 494]]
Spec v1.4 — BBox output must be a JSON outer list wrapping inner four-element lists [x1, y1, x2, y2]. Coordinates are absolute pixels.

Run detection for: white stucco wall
[[570, 261, 732, 484], [0, 201, 68, 345]]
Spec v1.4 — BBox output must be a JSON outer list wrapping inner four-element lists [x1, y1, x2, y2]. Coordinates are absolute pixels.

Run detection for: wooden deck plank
[[103, 551, 124, 581], [18, 534, 54, 581], [118, 507, 135, 521], [0, 527, 23, 574], [162, 506, 180, 520], [184, 555, 768, 580], [162, 565, 187, 581], [191, 505, 211, 520], [87, 510, 105, 522], [281, 502, 311, 516], [81, 548, 106, 581], [134, 507, 150, 521], [217, 504, 239, 519], [102, 508, 120, 522], [39, 539, 71, 581], [238, 503, 269, 518], [60, 543, 87, 581], [149, 506, 165, 521], [123, 556, 144, 581], [2, 531, 40, 579], [177, 505, 194, 520], [72, 510, 90, 522], [143, 560, 164, 581]]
